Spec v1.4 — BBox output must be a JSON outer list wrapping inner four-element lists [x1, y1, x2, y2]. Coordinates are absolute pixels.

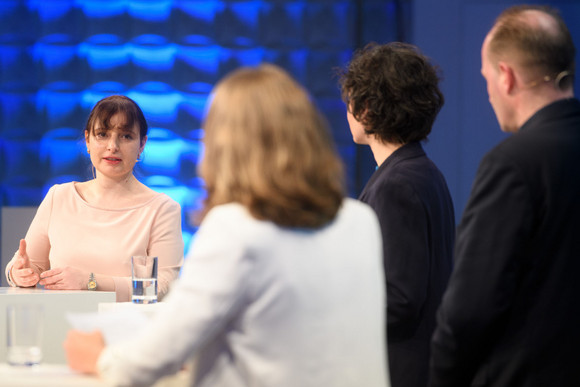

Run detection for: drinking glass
[[6, 304, 44, 366], [131, 256, 158, 304]]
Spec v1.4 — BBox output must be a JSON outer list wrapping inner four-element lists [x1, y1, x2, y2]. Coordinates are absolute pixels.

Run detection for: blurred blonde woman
[[65, 64, 390, 387]]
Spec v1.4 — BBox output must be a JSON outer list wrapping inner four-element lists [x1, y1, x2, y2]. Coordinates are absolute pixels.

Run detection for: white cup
[[131, 256, 158, 304], [6, 304, 44, 366]]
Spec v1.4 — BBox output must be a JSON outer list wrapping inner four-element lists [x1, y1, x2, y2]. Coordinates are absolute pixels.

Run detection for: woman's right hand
[[11, 239, 40, 287]]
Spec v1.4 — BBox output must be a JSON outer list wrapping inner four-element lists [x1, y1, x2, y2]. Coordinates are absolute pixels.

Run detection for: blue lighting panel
[[306, 49, 351, 97], [77, 0, 126, 18], [263, 48, 307, 84], [0, 1, 19, 18], [79, 34, 132, 85], [305, 2, 354, 49], [33, 34, 87, 84], [316, 97, 350, 144], [80, 34, 130, 70], [178, 45, 220, 75], [0, 2, 39, 41], [2, 178, 45, 205], [127, 82, 182, 125], [1, 136, 43, 182], [337, 143, 357, 197], [40, 128, 86, 177], [0, 138, 4, 180], [0, 0, 378, 242], [44, 174, 87, 192], [140, 127, 191, 177], [0, 41, 22, 69], [144, 175, 205, 212], [171, 1, 222, 42], [128, 0, 172, 22], [129, 35, 176, 71], [218, 46, 264, 77], [174, 43, 221, 86], [0, 91, 41, 135], [78, 0, 130, 40], [0, 42, 37, 88], [28, 0, 81, 37], [178, 139, 203, 179], [28, 0, 75, 21], [260, 3, 305, 48], [33, 34, 78, 69], [182, 82, 212, 95], [81, 81, 128, 111], [175, 0, 220, 23], [362, 2, 399, 44], [215, 1, 261, 47], [36, 81, 84, 130], [176, 91, 209, 134]]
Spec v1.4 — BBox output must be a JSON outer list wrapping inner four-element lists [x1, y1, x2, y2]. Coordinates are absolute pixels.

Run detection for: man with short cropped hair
[[430, 5, 580, 387]]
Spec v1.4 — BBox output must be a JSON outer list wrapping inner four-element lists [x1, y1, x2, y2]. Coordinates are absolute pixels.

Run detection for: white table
[[0, 287, 116, 364], [98, 300, 165, 315], [0, 364, 190, 387], [1, 292, 191, 386], [0, 364, 107, 387]]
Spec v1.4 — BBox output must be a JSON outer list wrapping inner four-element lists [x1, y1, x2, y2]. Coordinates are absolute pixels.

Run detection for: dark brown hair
[[200, 64, 345, 228], [338, 42, 444, 144], [85, 95, 148, 144]]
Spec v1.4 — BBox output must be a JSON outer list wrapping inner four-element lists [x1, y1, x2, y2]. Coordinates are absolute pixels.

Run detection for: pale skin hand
[[39, 266, 88, 290], [12, 239, 89, 290], [64, 330, 105, 374], [10, 239, 40, 287]]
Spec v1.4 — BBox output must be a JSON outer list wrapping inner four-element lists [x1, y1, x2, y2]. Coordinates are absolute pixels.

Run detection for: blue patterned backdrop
[[0, 0, 406, 252]]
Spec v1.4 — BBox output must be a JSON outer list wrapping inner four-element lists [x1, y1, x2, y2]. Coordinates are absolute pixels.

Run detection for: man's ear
[[498, 61, 516, 94]]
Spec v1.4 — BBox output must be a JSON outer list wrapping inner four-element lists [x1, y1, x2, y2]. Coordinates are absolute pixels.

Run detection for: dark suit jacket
[[360, 141, 455, 387], [430, 98, 580, 387]]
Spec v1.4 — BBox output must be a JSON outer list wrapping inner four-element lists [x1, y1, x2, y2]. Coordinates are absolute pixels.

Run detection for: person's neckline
[[72, 181, 161, 211], [370, 140, 403, 167]]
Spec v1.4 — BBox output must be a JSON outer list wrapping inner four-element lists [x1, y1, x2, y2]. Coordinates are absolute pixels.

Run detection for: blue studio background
[[0, 0, 409, 254], [2, 0, 579, 267]]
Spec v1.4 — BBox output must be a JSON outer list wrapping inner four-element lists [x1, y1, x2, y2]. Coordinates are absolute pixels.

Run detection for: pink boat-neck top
[[5, 182, 184, 302]]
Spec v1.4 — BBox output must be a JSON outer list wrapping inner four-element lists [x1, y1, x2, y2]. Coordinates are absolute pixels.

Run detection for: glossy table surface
[[0, 364, 106, 387], [0, 363, 191, 387], [1, 292, 190, 386], [0, 287, 116, 364]]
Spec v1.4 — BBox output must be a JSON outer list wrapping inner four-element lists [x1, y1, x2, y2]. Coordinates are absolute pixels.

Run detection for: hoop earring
[[91, 165, 96, 180]]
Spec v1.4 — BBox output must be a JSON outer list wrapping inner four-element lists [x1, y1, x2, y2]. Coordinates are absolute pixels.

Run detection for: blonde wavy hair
[[200, 64, 345, 228]]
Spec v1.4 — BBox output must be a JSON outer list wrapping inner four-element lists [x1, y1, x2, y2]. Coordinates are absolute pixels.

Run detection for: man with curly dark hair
[[339, 42, 455, 387]]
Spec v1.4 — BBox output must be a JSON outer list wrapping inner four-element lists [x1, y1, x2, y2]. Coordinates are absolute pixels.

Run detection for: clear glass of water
[[131, 256, 158, 304], [6, 304, 44, 366]]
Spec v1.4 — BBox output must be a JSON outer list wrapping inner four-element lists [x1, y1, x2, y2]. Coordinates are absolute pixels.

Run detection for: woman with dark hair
[[5, 95, 184, 302], [64, 65, 389, 387], [339, 42, 455, 387]]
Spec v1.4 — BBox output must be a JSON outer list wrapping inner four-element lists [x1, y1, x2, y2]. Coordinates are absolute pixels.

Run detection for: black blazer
[[430, 98, 580, 387], [360, 141, 455, 387]]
